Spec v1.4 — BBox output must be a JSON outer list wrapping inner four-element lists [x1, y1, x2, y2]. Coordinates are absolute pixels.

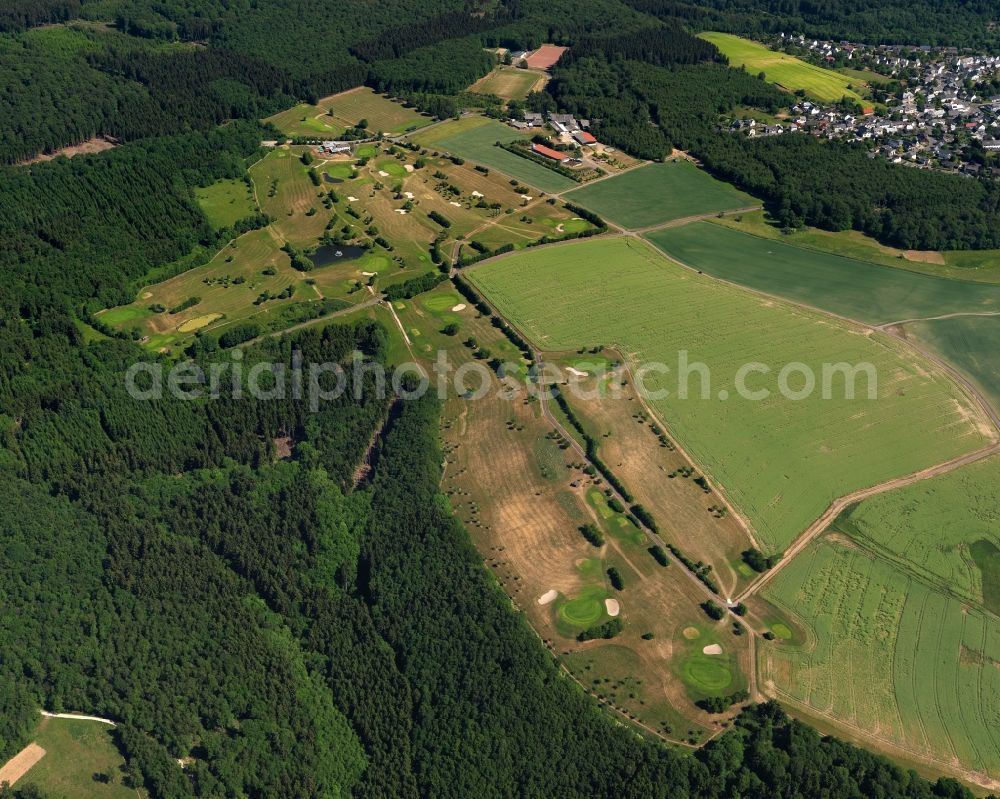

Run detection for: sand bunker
[[378, 170, 390, 177], [449, 201, 461, 206], [395, 209, 409, 214], [565, 366, 587, 378], [347, 196, 359, 202], [404, 164, 414, 172], [537, 589, 558, 605], [520, 194, 531, 200], [451, 303, 467, 312], [605, 598, 620, 617], [362, 271, 376, 276], [471, 190, 484, 197], [404, 191, 415, 199], [702, 644, 723, 656]]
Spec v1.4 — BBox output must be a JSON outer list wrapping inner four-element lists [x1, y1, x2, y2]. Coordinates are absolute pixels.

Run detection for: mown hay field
[[564, 161, 755, 229], [469, 237, 991, 552], [648, 222, 1000, 325], [468, 66, 546, 100], [699, 32, 866, 104], [761, 536, 1000, 783]]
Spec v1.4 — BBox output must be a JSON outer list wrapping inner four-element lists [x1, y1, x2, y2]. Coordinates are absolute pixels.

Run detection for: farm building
[[532, 143, 567, 162], [573, 130, 597, 145]]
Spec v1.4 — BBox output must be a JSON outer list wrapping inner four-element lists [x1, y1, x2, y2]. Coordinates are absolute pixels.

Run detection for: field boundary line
[[736, 441, 1000, 603], [767, 684, 1000, 791]]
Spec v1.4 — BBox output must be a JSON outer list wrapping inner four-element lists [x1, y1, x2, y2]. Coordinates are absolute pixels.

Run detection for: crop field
[[710, 211, 1000, 284], [908, 315, 1000, 416], [17, 717, 140, 798], [760, 536, 1000, 783], [563, 161, 755, 229], [194, 178, 257, 230], [556, 360, 756, 597], [264, 87, 431, 137], [699, 32, 866, 104], [469, 237, 992, 553], [648, 222, 1000, 325], [413, 117, 577, 193], [832, 455, 1000, 612], [468, 66, 547, 100], [387, 282, 749, 742]]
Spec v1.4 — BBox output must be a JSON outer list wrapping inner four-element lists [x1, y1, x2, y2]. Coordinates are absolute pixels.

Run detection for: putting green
[[559, 586, 608, 627], [421, 291, 464, 313], [375, 159, 408, 178], [326, 163, 355, 179], [681, 652, 733, 692], [770, 622, 793, 640]]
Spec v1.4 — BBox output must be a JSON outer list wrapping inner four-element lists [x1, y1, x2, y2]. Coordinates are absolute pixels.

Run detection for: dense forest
[[2, 0, 1000, 796], [624, 0, 1000, 49]]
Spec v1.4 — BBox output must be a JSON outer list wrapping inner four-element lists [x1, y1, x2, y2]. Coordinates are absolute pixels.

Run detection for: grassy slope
[[19, 718, 140, 799], [647, 222, 1000, 325], [700, 32, 865, 104], [563, 161, 756, 229], [194, 178, 257, 231], [469, 237, 989, 552], [413, 117, 576, 193], [761, 537, 1000, 782]]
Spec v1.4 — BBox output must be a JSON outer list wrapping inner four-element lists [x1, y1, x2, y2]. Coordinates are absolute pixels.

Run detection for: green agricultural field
[[564, 161, 755, 229], [908, 315, 1000, 415], [833, 455, 1000, 613], [648, 222, 1000, 325], [18, 717, 141, 798], [700, 32, 866, 104], [194, 178, 257, 231], [414, 117, 576, 193], [761, 537, 1000, 782], [711, 211, 1000, 284], [469, 237, 991, 552]]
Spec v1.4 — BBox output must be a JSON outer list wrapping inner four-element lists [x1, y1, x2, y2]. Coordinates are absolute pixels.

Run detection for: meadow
[[17, 717, 140, 798], [648, 222, 1000, 325], [699, 32, 867, 104], [909, 315, 1000, 416], [413, 117, 577, 193], [833, 454, 1000, 613], [469, 237, 991, 553], [761, 537, 1000, 783], [563, 161, 756, 229], [468, 66, 546, 100], [264, 87, 432, 137], [194, 178, 257, 230]]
